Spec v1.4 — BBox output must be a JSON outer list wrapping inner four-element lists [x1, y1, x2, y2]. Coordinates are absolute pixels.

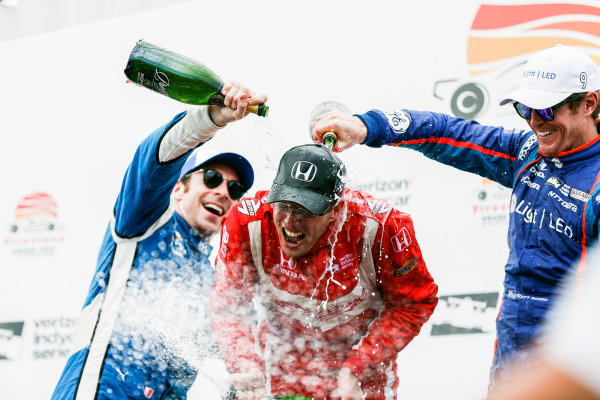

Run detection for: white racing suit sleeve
[[159, 106, 220, 162]]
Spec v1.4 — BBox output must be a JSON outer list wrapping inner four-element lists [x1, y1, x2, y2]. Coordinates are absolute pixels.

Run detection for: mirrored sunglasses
[[513, 95, 584, 121]]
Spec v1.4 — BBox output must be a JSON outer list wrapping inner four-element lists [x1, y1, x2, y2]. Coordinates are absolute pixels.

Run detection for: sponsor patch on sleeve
[[391, 227, 412, 252], [221, 225, 229, 245], [391, 257, 418, 277], [384, 110, 411, 135], [518, 135, 537, 161], [238, 199, 262, 216], [367, 199, 392, 215], [570, 187, 591, 202]]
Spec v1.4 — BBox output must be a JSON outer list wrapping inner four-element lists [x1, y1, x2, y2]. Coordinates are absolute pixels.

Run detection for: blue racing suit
[[356, 109, 600, 381], [52, 108, 220, 400]]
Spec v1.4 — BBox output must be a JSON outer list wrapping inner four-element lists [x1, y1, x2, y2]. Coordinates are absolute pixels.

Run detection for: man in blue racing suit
[[51, 81, 267, 400], [311, 44, 600, 389]]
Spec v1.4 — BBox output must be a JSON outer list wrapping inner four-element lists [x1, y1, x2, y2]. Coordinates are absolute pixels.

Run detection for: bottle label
[[150, 70, 170, 96], [136, 71, 148, 87], [134, 69, 170, 96]]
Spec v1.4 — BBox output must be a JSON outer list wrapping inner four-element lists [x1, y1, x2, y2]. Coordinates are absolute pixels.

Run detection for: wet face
[[272, 201, 341, 258], [173, 163, 240, 237], [527, 92, 599, 156]]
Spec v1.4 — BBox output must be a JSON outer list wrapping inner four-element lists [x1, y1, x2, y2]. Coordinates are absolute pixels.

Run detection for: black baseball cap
[[265, 144, 346, 215]]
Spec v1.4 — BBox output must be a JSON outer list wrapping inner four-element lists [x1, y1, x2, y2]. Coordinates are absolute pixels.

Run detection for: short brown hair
[[567, 91, 600, 120]]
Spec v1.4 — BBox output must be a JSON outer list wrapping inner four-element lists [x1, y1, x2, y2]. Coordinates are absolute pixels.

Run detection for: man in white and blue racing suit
[[51, 82, 267, 400], [311, 45, 600, 388]]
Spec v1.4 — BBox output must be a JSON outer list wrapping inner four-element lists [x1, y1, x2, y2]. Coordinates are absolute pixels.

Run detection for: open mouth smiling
[[537, 129, 555, 138], [204, 202, 224, 216], [283, 227, 305, 244]]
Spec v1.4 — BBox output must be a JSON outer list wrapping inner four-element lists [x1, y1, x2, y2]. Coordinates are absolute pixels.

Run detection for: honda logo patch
[[391, 227, 412, 252], [291, 161, 317, 182]]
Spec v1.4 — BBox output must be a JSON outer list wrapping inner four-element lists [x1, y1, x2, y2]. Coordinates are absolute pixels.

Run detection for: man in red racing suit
[[209, 144, 438, 400]]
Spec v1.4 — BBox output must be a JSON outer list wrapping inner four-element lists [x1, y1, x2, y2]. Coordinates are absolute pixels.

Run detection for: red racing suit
[[208, 189, 438, 400]]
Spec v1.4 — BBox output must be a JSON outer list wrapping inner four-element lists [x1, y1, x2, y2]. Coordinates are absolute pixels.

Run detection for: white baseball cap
[[500, 44, 600, 109]]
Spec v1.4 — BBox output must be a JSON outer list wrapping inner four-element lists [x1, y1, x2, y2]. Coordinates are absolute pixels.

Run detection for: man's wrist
[[208, 104, 227, 127]]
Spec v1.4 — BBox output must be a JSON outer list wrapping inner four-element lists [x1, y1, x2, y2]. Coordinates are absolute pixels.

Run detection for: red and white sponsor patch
[[570, 187, 591, 202], [144, 386, 154, 398], [391, 227, 412, 252], [221, 225, 229, 245], [238, 199, 262, 216], [367, 199, 391, 215]]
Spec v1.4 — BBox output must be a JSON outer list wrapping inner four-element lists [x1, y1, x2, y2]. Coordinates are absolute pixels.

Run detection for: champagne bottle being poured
[[124, 40, 269, 117], [308, 100, 351, 150]]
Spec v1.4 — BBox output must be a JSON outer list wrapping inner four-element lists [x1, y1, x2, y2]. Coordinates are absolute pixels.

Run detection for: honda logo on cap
[[291, 161, 317, 182]]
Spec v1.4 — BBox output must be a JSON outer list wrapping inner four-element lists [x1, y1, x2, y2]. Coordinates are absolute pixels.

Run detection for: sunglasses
[[513, 95, 584, 121], [195, 169, 245, 201], [272, 202, 318, 220]]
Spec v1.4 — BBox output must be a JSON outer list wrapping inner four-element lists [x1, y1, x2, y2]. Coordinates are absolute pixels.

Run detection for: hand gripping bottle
[[308, 100, 350, 150], [124, 40, 269, 117]]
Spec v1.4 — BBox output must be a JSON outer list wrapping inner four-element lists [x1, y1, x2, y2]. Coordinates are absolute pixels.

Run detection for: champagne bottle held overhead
[[124, 40, 269, 117], [308, 100, 351, 150]]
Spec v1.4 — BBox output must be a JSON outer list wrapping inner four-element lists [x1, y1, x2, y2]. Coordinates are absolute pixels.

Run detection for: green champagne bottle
[[124, 40, 268, 117], [308, 100, 351, 150]]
